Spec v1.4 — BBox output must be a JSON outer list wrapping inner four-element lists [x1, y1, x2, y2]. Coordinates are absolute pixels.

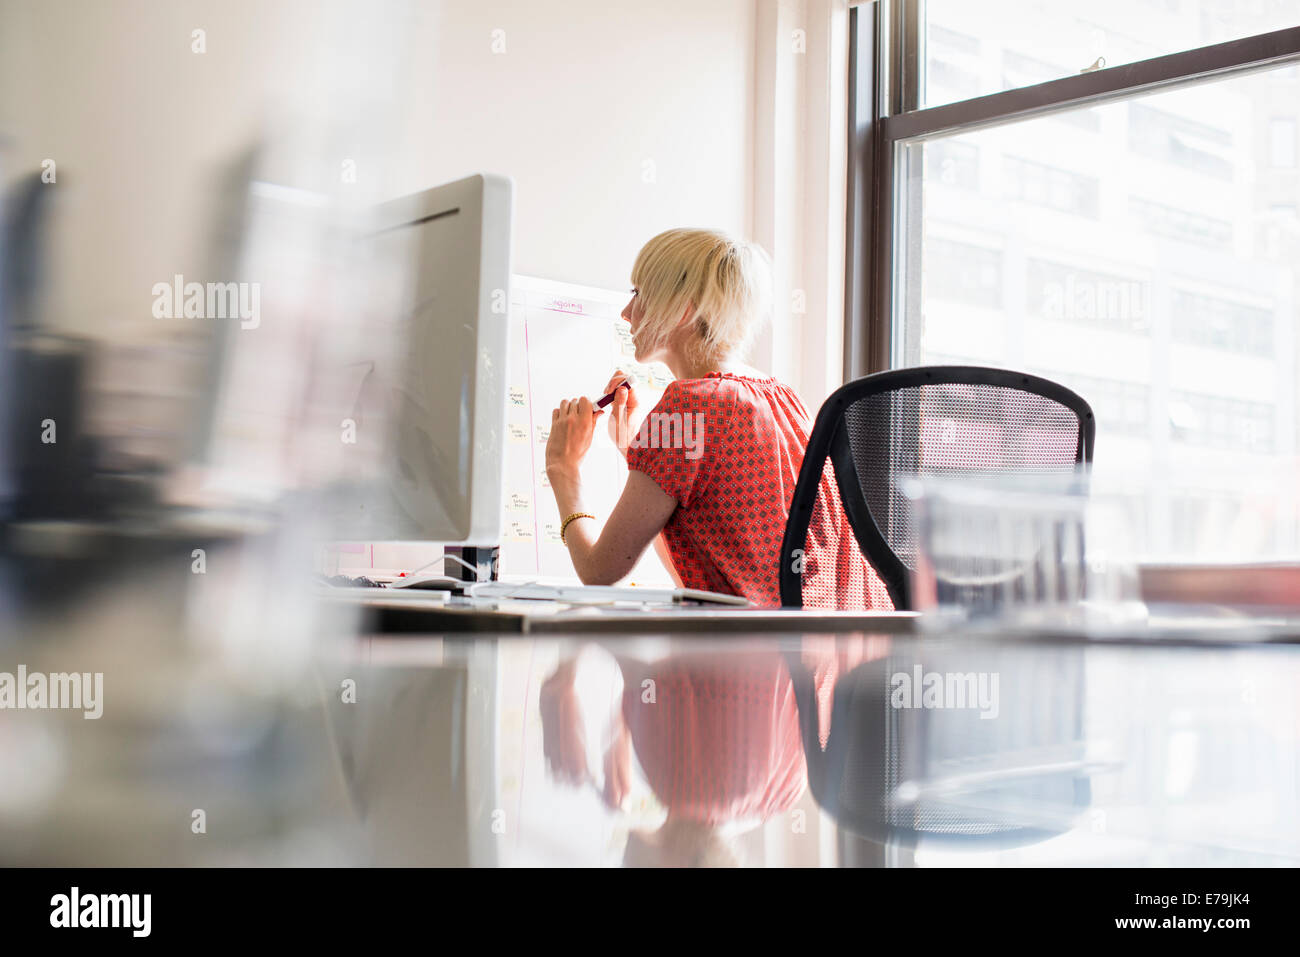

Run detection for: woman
[[544, 227, 891, 610], [540, 645, 811, 868], [537, 634, 894, 866]]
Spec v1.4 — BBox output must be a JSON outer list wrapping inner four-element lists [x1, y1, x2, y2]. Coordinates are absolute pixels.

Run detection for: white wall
[[0, 0, 382, 335], [0, 0, 756, 330], [388, 0, 757, 292], [374, 0, 760, 570], [0, 0, 847, 574], [752, 0, 849, 401]]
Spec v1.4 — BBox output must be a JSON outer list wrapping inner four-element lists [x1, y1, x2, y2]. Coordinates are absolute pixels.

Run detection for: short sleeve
[[626, 380, 722, 508]]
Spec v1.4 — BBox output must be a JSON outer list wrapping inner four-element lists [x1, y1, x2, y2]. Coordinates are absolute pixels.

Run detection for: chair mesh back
[[781, 369, 1093, 611], [795, 455, 895, 610], [843, 383, 1083, 573]]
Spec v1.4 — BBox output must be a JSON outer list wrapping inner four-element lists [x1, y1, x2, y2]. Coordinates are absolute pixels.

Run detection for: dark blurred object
[[6, 333, 101, 519], [319, 574, 385, 589], [2, 171, 52, 333], [0, 165, 13, 517], [0, 172, 101, 521]]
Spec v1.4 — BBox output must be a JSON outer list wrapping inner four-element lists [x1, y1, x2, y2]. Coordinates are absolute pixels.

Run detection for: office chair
[[779, 366, 1095, 611], [783, 643, 1093, 857]]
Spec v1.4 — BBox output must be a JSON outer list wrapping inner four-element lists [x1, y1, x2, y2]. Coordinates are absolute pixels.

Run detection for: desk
[[321, 623, 1300, 866], [327, 560, 1300, 635], [323, 590, 918, 634]]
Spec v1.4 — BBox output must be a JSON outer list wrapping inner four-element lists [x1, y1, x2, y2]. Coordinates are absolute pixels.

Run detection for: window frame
[[844, 1, 1300, 379]]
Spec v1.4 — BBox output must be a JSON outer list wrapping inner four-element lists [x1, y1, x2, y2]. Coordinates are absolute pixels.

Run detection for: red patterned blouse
[[626, 372, 893, 610]]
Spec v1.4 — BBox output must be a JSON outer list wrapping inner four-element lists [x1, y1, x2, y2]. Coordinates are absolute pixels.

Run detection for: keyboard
[[465, 581, 749, 606]]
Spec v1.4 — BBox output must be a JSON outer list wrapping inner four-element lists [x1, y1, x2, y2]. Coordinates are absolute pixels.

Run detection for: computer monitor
[[326, 173, 513, 546]]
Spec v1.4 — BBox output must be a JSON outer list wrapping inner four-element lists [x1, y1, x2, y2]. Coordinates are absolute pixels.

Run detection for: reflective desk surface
[[8, 545, 1300, 867], [324, 589, 919, 633], [318, 626, 1300, 867]]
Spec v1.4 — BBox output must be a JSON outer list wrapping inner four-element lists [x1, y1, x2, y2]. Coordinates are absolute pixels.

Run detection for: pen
[[595, 379, 630, 409]]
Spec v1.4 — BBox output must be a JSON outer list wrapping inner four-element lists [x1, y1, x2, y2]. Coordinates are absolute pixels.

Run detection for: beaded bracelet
[[559, 511, 595, 545]]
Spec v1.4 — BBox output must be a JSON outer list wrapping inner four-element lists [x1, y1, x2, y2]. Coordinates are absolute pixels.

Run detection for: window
[[926, 25, 982, 99], [1128, 196, 1233, 248], [1051, 372, 1151, 436], [1170, 290, 1272, 356], [849, 4, 1300, 559], [924, 140, 980, 190], [1003, 157, 1100, 217], [1004, 52, 1102, 131], [924, 238, 1001, 308], [1129, 103, 1234, 179], [896, 71, 1290, 475], [1270, 118, 1297, 167], [1168, 390, 1274, 453], [921, 0, 1300, 108], [1027, 260, 1149, 335]]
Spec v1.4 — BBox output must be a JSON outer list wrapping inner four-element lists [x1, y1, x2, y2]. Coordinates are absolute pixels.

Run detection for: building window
[[924, 238, 1002, 309], [1044, 373, 1151, 436], [919, 0, 1300, 108], [1027, 260, 1150, 334], [1128, 196, 1233, 249], [925, 140, 980, 190], [1168, 390, 1274, 454], [1003, 157, 1100, 218], [1170, 290, 1273, 357], [1129, 103, 1234, 179], [851, 5, 1300, 561], [1270, 118, 1297, 168]]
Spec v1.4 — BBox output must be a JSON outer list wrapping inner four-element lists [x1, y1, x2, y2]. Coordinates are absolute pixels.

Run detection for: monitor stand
[[445, 545, 499, 584]]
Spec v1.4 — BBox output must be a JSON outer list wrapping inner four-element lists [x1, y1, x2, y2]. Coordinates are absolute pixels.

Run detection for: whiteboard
[[499, 276, 676, 585]]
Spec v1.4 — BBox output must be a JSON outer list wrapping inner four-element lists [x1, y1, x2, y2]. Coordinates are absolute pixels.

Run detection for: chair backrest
[[783, 645, 1092, 852], [780, 366, 1095, 610]]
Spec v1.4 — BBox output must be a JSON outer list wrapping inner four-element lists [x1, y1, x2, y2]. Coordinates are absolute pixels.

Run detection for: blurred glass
[[0, 0, 417, 864], [907, 457, 1300, 631], [906, 469, 1145, 629]]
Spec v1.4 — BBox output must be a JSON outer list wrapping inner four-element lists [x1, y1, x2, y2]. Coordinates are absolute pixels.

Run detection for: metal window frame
[[844, 4, 1300, 380]]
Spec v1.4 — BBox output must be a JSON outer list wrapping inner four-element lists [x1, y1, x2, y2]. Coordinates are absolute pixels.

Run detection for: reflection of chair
[[780, 366, 1095, 610], [785, 647, 1092, 856]]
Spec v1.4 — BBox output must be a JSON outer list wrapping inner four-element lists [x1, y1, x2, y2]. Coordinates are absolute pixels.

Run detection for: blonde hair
[[630, 228, 773, 365]]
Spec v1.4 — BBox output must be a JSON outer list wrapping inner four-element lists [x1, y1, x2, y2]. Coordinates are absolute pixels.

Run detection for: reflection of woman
[[543, 228, 892, 609], [541, 649, 820, 867]]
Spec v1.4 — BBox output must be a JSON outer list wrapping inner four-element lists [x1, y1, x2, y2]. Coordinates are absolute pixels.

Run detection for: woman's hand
[[545, 396, 602, 480], [602, 369, 641, 458], [539, 660, 589, 786], [602, 718, 633, 810]]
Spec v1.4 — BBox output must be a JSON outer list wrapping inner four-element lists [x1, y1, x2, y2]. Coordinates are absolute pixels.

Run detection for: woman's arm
[[545, 395, 677, 585], [548, 467, 677, 586], [598, 371, 682, 584]]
